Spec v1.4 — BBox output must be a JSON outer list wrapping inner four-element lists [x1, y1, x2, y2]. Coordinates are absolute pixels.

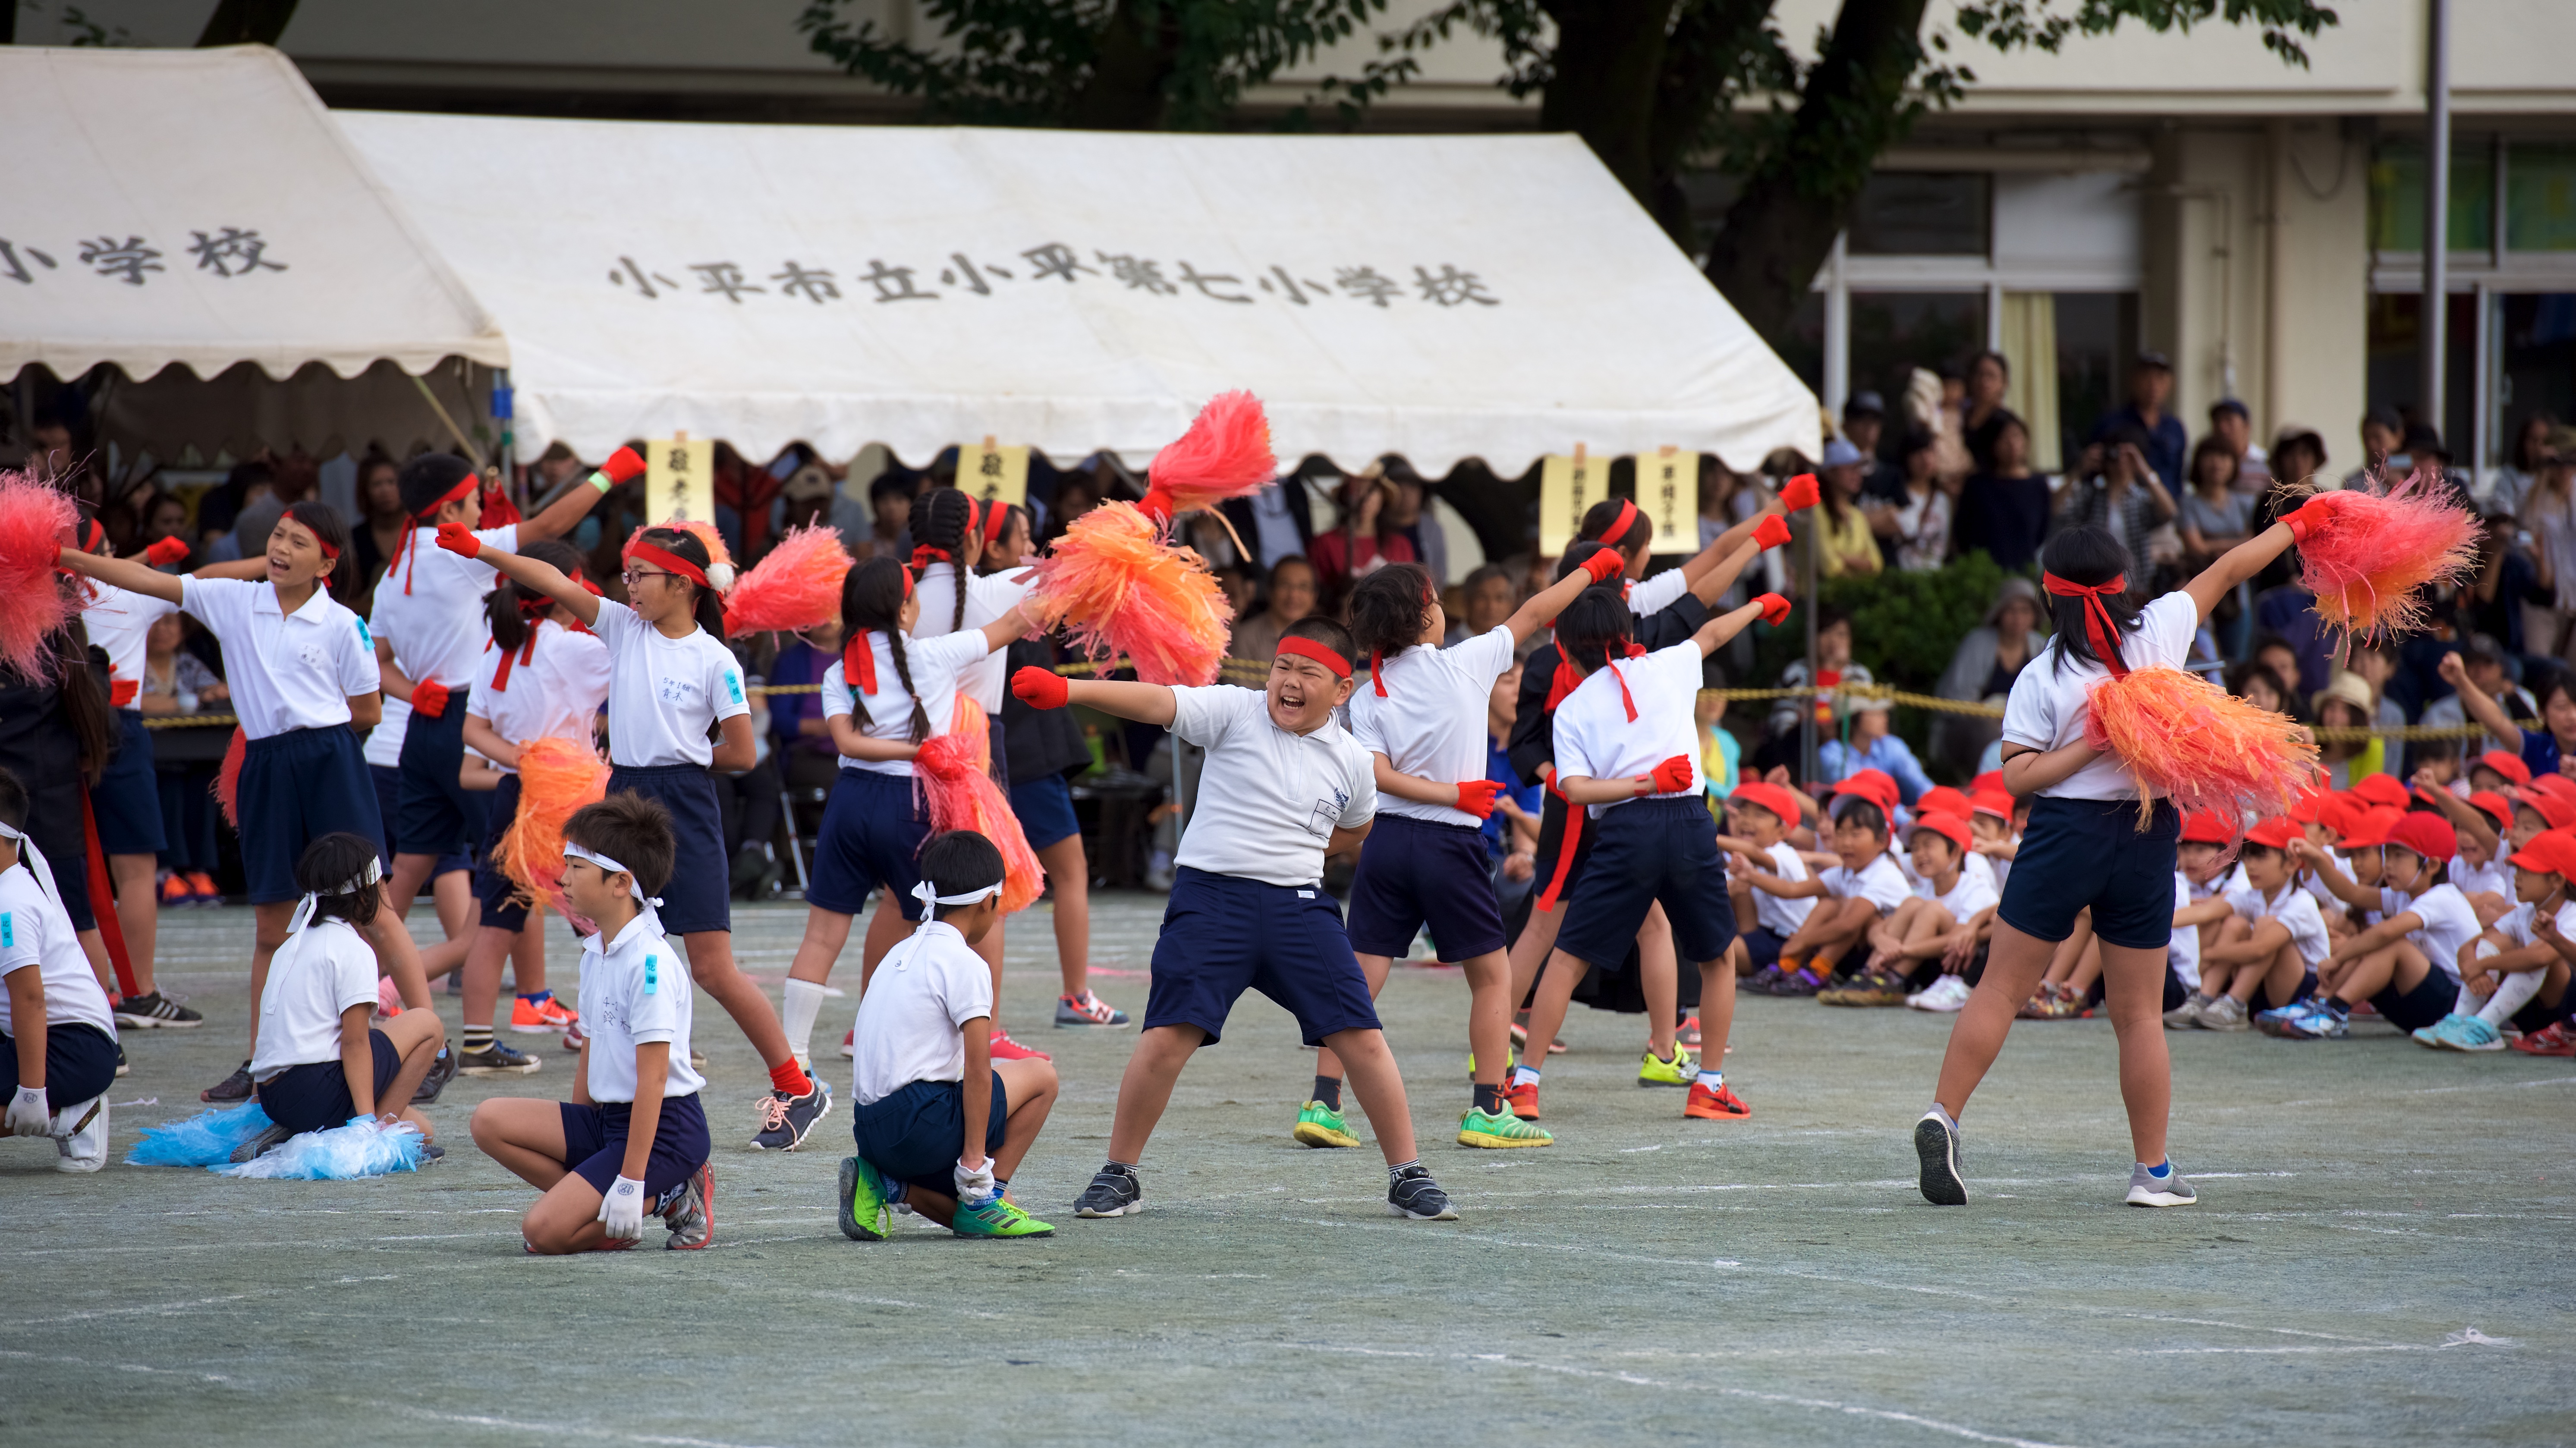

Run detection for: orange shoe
[[158, 872, 191, 906], [185, 870, 220, 903], [1503, 1079, 1541, 1120], [1684, 1081, 1749, 1119], [989, 1030, 1052, 1062], [510, 994, 579, 1033]]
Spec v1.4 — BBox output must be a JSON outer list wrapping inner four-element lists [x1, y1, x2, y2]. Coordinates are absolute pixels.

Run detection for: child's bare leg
[[1518, 949, 1592, 1079], [990, 1057, 1060, 1183], [1695, 955, 1737, 1062], [359, 895, 434, 1012], [1324, 1027, 1420, 1165], [1809, 899, 1877, 972], [678, 929, 796, 1070], [508, 915, 547, 996], [459, 925, 514, 1039], [2331, 941, 2418, 1005], [1932, 919, 2058, 1120], [1315, 952, 1395, 1081], [244, 901, 295, 1059], [1729, 936, 1754, 978], [522, 1172, 615, 1255], [1104, 1024, 1205, 1163], [1506, 898, 1567, 1011], [379, 1009, 445, 1131], [470, 1096, 573, 1190], [858, 888, 911, 989], [2066, 936, 2105, 996], [2098, 941, 2173, 1166], [1453, 949, 1515, 1085], [1639, 904, 1678, 1059]]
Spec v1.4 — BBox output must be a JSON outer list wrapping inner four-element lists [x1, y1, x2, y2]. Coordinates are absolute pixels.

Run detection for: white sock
[[2473, 970, 2545, 1027], [1695, 1068, 1724, 1090], [1510, 1064, 1541, 1088], [782, 978, 828, 1062]]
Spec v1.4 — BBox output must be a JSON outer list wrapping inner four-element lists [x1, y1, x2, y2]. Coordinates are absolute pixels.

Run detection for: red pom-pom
[[1145, 391, 1276, 516], [2293, 471, 2479, 643], [213, 726, 246, 828], [0, 471, 79, 680], [492, 737, 610, 917], [912, 697, 1044, 913], [1025, 502, 1232, 687], [723, 525, 852, 636], [2082, 666, 2318, 828]]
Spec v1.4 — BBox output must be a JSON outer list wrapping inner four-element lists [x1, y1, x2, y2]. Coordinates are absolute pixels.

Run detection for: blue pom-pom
[[125, 1102, 275, 1168], [218, 1117, 425, 1180]]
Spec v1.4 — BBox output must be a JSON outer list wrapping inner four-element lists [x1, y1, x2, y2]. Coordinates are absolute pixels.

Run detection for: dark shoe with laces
[[1387, 1163, 1458, 1220], [116, 991, 204, 1030], [201, 1060, 255, 1103], [410, 1046, 457, 1105], [1073, 1163, 1143, 1218], [751, 1078, 831, 1151], [456, 1040, 541, 1076]]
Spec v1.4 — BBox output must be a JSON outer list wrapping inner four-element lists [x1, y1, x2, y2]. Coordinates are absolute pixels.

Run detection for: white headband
[[564, 843, 663, 908], [0, 820, 62, 920], [286, 855, 386, 936], [909, 879, 1003, 911]]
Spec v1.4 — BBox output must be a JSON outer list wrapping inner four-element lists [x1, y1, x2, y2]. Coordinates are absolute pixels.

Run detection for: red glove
[[434, 521, 481, 559], [1648, 755, 1695, 793], [1577, 548, 1626, 585], [1137, 485, 1176, 525], [1453, 779, 1503, 820], [1777, 472, 1820, 511], [1755, 591, 1793, 626], [143, 536, 191, 566], [1752, 513, 1793, 552], [1012, 666, 1070, 710], [589, 446, 648, 490], [411, 679, 451, 719], [2281, 490, 2351, 543]]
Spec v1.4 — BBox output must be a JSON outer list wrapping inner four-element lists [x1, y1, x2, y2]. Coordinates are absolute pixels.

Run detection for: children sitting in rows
[[1867, 813, 1998, 1012], [2268, 813, 2479, 1040], [1738, 790, 1909, 996], [1716, 782, 1814, 979], [2417, 828, 2576, 1051], [2170, 817, 2330, 1031]]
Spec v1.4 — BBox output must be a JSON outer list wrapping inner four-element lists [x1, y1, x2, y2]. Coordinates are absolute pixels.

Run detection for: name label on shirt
[[657, 677, 703, 706], [1, 912, 10, 948], [644, 953, 659, 995]]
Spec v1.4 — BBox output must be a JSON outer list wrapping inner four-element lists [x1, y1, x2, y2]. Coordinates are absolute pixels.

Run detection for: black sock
[[1312, 1074, 1343, 1111], [462, 1026, 493, 1053], [1472, 1082, 1504, 1114]]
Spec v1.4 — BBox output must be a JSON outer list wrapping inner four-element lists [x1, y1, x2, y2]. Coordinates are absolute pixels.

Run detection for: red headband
[[395, 473, 477, 592], [281, 511, 340, 561], [629, 541, 709, 588], [1278, 635, 1350, 678], [414, 473, 477, 521], [981, 501, 1010, 546], [2041, 572, 2128, 679], [1587, 498, 1640, 547]]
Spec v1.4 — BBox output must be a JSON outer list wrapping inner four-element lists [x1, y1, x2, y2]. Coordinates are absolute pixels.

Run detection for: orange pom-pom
[[212, 726, 246, 828], [913, 696, 1044, 913], [2293, 469, 2480, 643], [1148, 391, 1276, 515], [0, 471, 79, 680], [723, 525, 852, 636], [1024, 501, 1232, 687], [491, 738, 611, 915], [2082, 666, 2318, 827]]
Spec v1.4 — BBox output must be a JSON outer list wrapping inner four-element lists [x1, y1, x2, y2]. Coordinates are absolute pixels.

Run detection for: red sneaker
[[1684, 1080, 1750, 1119], [2509, 1021, 2576, 1056], [1677, 1015, 1702, 1049], [1503, 1079, 1540, 1120], [989, 1030, 1051, 1062], [561, 1021, 586, 1053], [510, 994, 579, 1033], [838, 1026, 856, 1059]]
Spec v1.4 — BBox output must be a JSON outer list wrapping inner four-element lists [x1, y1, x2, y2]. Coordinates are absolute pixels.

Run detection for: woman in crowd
[[1229, 555, 1317, 662], [1931, 578, 2044, 776], [1875, 430, 1953, 571], [1952, 411, 2049, 572]]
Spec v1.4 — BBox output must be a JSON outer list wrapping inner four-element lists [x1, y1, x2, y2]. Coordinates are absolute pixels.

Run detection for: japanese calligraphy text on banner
[[1538, 451, 1608, 558], [647, 436, 714, 525], [1641, 449, 1697, 554], [956, 442, 1029, 511]]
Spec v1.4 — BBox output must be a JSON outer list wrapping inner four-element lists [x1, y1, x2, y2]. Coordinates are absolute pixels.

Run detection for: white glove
[[6, 1085, 50, 1137], [596, 1174, 647, 1241], [953, 1157, 997, 1205]]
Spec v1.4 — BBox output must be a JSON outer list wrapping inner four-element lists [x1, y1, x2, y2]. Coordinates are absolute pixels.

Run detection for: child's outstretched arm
[[2288, 840, 2378, 908], [2415, 768, 2501, 854], [1372, 755, 1466, 807], [436, 528, 600, 627], [54, 547, 184, 605], [1691, 588, 1773, 658], [2182, 516, 2300, 622], [1014, 668, 1176, 727], [1502, 549, 1627, 645], [1682, 504, 1788, 591]]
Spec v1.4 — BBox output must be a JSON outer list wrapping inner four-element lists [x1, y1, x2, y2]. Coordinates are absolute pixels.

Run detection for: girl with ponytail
[[775, 557, 1036, 1070]]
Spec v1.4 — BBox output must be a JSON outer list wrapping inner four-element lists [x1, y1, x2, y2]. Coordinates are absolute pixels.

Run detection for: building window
[[1849, 290, 1988, 424], [2051, 292, 2138, 475], [1847, 173, 1991, 257], [2369, 140, 2494, 254], [2364, 291, 2477, 463], [2507, 144, 2576, 254]]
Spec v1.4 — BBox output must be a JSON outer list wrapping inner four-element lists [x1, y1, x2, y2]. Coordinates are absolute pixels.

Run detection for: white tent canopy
[[0, 47, 505, 384], [340, 113, 1819, 474]]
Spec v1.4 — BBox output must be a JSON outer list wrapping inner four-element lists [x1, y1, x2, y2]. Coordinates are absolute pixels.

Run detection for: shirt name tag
[[1, 912, 10, 948], [643, 953, 659, 995]]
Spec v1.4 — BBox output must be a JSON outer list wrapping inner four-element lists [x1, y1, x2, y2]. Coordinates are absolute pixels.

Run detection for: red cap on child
[[2385, 811, 2456, 864], [2345, 774, 2410, 811], [2178, 810, 2236, 845], [1730, 782, 1803, 829], [2527, 773, 2576, 804], [2509, 828, 2576, 878], [2336, 805, 2406, 851], [1916, 785, 1973, 819], [2243, 816, 2302, 849], [2478, 749, 2534, 786], [1831, 770, 1899, 815], [1969, 788, 2013, 821], [2467, 790, 2516, 832], [1970, 770, 2006, 796], [1908, 811, 1975, 856], [2516, 786, 2576, 831]]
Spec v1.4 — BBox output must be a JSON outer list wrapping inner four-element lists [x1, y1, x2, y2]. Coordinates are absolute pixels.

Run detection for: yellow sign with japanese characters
[[956, 441, 1030, 512], [1538, 450, 1608, 558], [1640, 448, 1698, 555], [647, 435, 715, 526]]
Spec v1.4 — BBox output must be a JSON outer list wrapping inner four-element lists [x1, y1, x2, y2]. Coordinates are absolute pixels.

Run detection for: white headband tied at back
[[564, 843, 663, 908], [0, 820, 63, 919], [286, 855, 385, 936]]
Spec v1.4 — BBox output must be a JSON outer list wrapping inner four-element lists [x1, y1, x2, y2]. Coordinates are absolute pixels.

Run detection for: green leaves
[[1952, 0, 2339, 66]]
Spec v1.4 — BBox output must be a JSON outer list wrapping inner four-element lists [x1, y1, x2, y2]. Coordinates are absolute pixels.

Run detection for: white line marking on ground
[[411, 1410, 803, 1448], [0, 1347, 233, 1383]]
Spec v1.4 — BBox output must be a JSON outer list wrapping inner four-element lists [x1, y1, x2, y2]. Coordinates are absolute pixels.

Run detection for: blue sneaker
[[2426, 1013, 2505, 1052], [2276, 1002, 2348, 1040], [2255, 1001, 2318, 1037]]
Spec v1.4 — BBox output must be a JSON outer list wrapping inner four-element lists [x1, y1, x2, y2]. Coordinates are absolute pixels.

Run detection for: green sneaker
[[952, 1196, 1056, 1238], [1457, 1105, 1553, 1149], [1636, 1048, 1696, 1088], [1293, 1099, 1359, 1149], [837, 1156, 891, 1241]]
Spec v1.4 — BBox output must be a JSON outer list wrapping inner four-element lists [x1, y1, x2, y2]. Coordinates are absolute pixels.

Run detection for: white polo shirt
[[1752, 839, 1815, 936], [81, 581, 176, 708], [369, 524, 517, 690], [179, 577, 381, 739], [2167, 873, 2202, 990], [362, 696, 412, 767], [591, 600, 749, 769], [2380, 883, 2481, 984], [470, 621, 611, 770], [1821, 851, 1912, 917], [580, 910, 705, 1103], [2456, 854, 2513, 901], [1920, 866, 2000, 922], [1626, 568, 1692, 617], [1170, 685, 1375, 888], [248, 917, 378, 1081], [1552, 641, 1703, 819], [850, 919, 993, 1107], [1350, 625, 1515, 829], [2496, 898, 2576, 950], [820, 629, 992, 778], [2227, 880, 2332, 969], [909, 562, 1033, 714], [0, 863, 116, 1040], [1998, 591, 2199, 801]]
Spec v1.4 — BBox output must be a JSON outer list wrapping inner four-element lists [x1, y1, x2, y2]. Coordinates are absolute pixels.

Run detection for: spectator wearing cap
[[1840, 391, 1907, 506], [2343, 405, 2407, 490], [1811, 438, 1883, 578], [1817, 696, 1934, 807], [2420, 634, 2537, 754], [2087, 350, 2188, 493], [2312, 672, 2392, 792], [1952, 411, 2050, 572]]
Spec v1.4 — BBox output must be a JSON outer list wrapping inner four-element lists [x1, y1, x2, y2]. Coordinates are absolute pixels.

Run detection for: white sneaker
[[52, 1095, 108, 1174], [2125, 1160, 2199, 1207], [1906, 976, 1972, 1012]]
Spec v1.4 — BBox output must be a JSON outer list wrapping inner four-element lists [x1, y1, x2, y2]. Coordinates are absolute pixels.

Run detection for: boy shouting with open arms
[[1012, 617, 1459, 1222]]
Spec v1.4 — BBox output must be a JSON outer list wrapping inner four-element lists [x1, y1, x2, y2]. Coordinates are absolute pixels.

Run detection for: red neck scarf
[[1543, 638, 1647, 717], [2041, 571, 2129, 679], [910, 498, 981, 576]]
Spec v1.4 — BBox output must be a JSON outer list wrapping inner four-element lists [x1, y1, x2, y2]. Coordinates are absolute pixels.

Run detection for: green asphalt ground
[[3, 894, 2569, 1448]]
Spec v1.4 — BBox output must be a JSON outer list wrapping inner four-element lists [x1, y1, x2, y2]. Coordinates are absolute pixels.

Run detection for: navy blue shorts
[[560, 1094, 711, 1208], [255, 1028, 399, 1136], [1008, 771, 1080, 851], [1739, 924, 1787, 970], [807, 769, 931, 919], [1555, 798, 1737, 968], [238, 726, 382, 905], [473, 773, 530, 933], [606, 765, 728, 936], [1144, 867, 1381, 1048], [0, 1023, 117, 1113], [1998, 796, 2180, 951], [89, 710, 164, 855], [396, 684, 474, 857], [850, 1072, 1009, 1200], [371, 765, 470, 878], [2373, 965, 2456, 1033], [1346, 814, 1508, 961]]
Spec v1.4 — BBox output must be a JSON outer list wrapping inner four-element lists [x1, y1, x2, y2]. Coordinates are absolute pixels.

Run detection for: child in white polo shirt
[[1863, 813, 2000, 1012], [1716, 781, 1815, 977], [470, 794, 712, 1253], [839, 830, 1059, 1240], [1742, 794, 1912, 995], [1011, 616, 1459, 1222], [0, 768, 119, 1172]]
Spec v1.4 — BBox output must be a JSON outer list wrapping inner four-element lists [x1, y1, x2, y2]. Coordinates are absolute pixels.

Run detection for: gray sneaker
[[1915, 1109, 1966, 1206], [2125, 1161, 2199, 1207], [2198, 995, 2251, 1032], [1074, 1163, 1144, 1218], [2161, 993, 2209, 1030], [662, 1164, 714, 1248], [228, 1122, 294, 1165]]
